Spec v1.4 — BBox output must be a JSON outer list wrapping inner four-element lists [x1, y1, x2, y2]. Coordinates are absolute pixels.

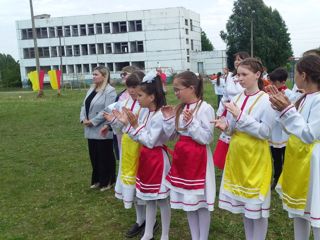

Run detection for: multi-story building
[[16, 7, 226, 84]]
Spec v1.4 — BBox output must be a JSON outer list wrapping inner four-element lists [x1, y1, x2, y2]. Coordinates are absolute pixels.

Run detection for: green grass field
[[0, 82, 294, 239]]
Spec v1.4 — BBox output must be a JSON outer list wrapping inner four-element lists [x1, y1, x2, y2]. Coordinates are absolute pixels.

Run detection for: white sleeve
[[162, 115, 176, 139], [279, 101, 320, 143], [235, 101, 275, 140], [128, 115, 164, 148], [185, 104, 215, 145]]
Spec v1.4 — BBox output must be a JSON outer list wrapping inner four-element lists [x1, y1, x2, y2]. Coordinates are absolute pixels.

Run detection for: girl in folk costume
[[213, 58, 275, 240], [213, 51, 250, 170], [268, 55, 320, 240], [116, 72, 171, 240], [162, 71, 215, 240], [102, 71, 147, 238]]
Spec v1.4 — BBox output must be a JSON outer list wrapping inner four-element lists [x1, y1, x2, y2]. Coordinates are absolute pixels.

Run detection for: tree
[[220, 0, 292, 71], [201, 31, 214, 51], [0, 53, 21, 88]]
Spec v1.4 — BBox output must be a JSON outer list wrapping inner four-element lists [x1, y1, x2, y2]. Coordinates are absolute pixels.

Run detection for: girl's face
[[127, 86, 138, 100], [93, 70, 104, 84], [234, 55, 243, 69], [237, 65, 260, 90], [173, 78, 195, 103], [136, 87, 155, 108]]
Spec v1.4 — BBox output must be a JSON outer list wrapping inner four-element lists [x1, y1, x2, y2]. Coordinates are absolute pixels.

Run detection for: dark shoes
[[125, 222, 145, 238]]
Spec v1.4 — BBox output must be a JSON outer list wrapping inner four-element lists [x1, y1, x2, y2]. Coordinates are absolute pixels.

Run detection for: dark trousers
[[88, 139, 116, 187], [270, 146, 286, 184]]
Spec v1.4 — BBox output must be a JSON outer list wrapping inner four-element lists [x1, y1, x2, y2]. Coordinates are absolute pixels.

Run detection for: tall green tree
[[220, 0, 292, 71], [0, 53, 21, 88], [201, 31, 214, 51]]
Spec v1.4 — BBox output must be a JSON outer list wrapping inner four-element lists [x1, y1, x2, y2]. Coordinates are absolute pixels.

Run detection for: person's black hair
[[126, 71, 145, 87], [268, 67, 288, 83], [139, 75, 166, 111]]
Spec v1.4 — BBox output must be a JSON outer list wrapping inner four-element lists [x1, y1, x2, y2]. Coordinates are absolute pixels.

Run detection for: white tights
[[141, 198, 171, 240], [187, 208, 211, 240], [294, 217, 320, 240], [135, 203, 146, 226], [243, 216, 268, 240]]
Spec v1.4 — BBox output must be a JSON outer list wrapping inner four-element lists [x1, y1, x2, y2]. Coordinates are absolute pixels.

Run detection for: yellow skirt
[[277, 135, 316, 211], [121, 134, 141, 186], [223, 131, 272, 201]]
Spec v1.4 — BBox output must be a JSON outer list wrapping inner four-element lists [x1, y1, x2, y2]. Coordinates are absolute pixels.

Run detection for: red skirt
[[166, 136, 207, 190], [136, 146, 164, 194], [213, 140, 229, 170]]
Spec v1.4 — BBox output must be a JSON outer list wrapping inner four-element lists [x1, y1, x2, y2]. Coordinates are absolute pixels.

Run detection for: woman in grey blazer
[[80, 66, 116, 191]]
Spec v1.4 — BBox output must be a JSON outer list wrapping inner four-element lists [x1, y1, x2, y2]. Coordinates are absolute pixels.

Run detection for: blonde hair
[[93, 66, 110, 91]]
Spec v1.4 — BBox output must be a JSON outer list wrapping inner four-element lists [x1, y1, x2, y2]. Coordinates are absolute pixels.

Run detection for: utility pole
[[29, 0, 43, 97], [250, 10, 255, 57]]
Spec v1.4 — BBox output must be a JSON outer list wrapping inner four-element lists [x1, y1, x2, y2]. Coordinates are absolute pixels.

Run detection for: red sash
[[166, 136, 207, 190], [213, 140, 229, 170], [136, 146, 164, 194]]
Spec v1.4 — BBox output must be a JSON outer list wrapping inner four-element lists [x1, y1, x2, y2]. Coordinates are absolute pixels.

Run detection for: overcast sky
[[1, 0, 319, 60]]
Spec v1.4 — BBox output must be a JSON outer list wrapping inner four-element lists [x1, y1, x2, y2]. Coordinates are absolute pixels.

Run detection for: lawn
[[0, 82, 293, 239]]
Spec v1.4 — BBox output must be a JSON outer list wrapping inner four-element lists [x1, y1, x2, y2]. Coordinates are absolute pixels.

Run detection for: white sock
[[313, 227, 320, 240], [158, 198, 171, 240], [135, 203, 146, 226], [198, 208, 211, 240], [243, 216, 254, 240], [187, 211, 200, 240], [253, 218, 268, 240], [294, 217, 310, 240], [141, 200, 157, 240]]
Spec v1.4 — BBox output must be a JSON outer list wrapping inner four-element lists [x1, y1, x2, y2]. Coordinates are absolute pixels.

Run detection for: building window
[[185, 19, 188, 26], [186, 38, 189, 44], [88, 24, 94, 35], [191, 39, 194, 50], [96, 23, 102, 34], [51, 46, 57, 57], [36, 27, 48, 38], [112, 21, 127, 33], [52, 65, 59, 70], [187, 49, 190, 55], [67, 65, 74, 73], [129, 20, 142, 32], [39, 47, 50, 58], [97, 43, 104, 54], [62, 65, 66, 74], [187, 56, 190, 62], [83, 64, 90, 73], [105, 43, 112, 53], [57, 26, 63, 37], [49, 27, 55, 38], [72, 25, 78, 36], [132, 61, 145, 70], [76, 64, 82, 73], [91, 63, 97, 72], [130, 41, 144, 53], [107, 63, 114, 71], [103, 23, 110, 33], [115, 62, 129, 71], [73, 45, 80, 56], [114, 42, 128, 54], [81, 44, 88, 55], [190, 19, 193, 31], [89, 44, 96, 54], [80, 24, 86, 36], [23, 48, 35, 59], [66, 45, 73, 56], [185, 28, 189, 35], [64, 26, 71, 37]]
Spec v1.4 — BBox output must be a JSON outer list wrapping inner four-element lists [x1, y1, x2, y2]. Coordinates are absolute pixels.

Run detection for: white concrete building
[[16, 7, 226, 85]]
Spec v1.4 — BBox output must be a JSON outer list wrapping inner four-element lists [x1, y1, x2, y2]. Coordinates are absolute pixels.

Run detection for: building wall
[[190, 50, 227, 75], [16, 7, 224, 85]]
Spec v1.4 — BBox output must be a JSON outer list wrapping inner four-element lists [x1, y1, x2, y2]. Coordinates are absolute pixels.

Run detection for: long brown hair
[[173, 71, 203, 130], [238, 58, 264, 90], [296, 55, 320, 90]]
